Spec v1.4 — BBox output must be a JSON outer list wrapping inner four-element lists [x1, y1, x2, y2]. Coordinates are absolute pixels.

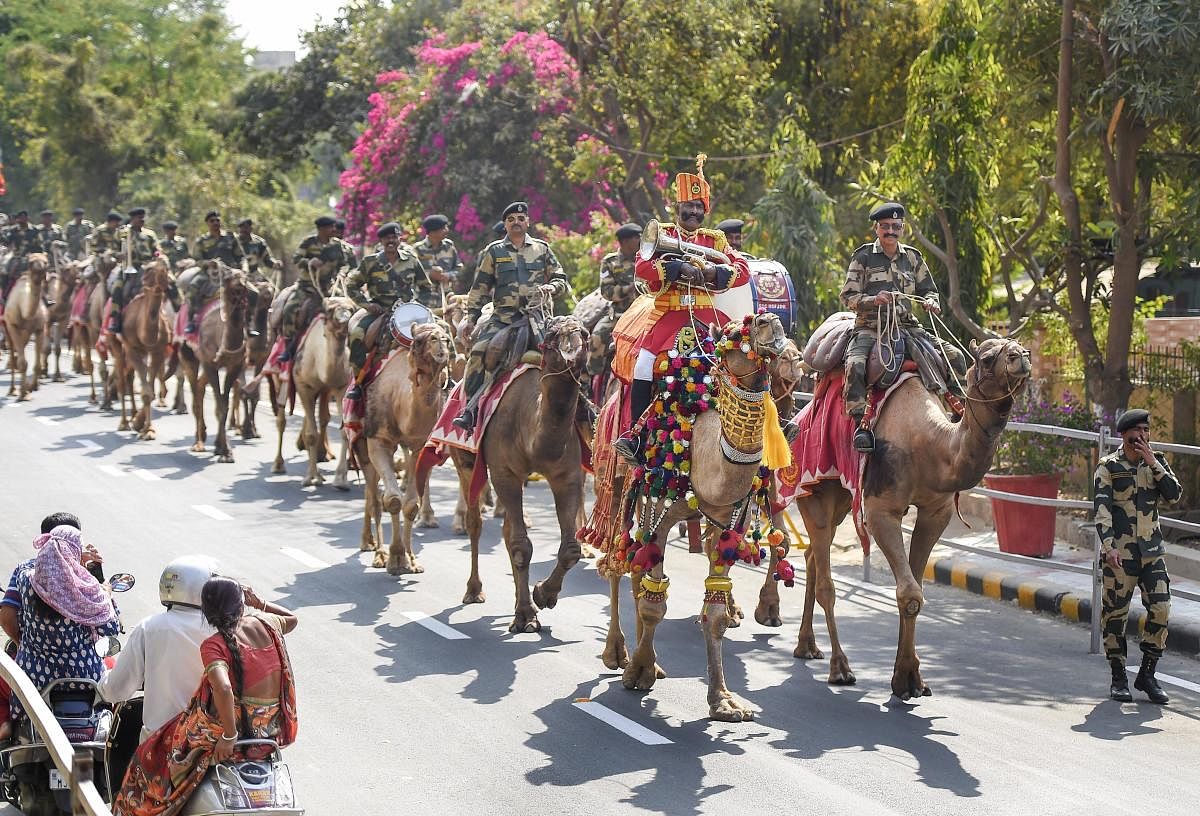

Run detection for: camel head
[[713, 312, 787, 391], [321, 296, 356, 341], [141, 258, 171, 292], [769, 339, 805, 388], [966, 337, 1032, 414], [409, 321, 453, 373], [540, 315, 588, 374], [25, 253, 49, 285]]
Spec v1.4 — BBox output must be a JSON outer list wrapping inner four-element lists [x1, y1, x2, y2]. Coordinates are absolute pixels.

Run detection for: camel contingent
[[1, 166, 1042, 719]]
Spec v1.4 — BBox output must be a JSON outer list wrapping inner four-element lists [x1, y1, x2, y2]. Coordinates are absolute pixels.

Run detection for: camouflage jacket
[[293, 234, 358, 294], [35, 223, 64, 255], [65, 220, 95, 259], [117, 227, 159, 269], [413, 236, 463, 309], [2, 224, 40, 258], [466, 236, 566, 325], [160, 237, 191, 270], [599, 250, 639, 317], [344, 246, 428, 310], [839, 240, 938, 329], [194, 230, 246, 270], [88, 225, 122, 257], [1094, 449, 1183, 559], [239, 232, 277, 280]]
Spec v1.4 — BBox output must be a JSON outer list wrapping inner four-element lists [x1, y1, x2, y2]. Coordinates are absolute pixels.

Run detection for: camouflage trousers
[[842, 325, 967, 418], [1102, 553, 1171, 659], [110, 269, 143, 309], [281, 284, 321, 339], [586, 312, 617, 377], [461, 317, 510, 407]]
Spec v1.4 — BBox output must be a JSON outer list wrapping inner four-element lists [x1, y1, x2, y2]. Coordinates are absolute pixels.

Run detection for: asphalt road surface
[[1, 374, 1198, 816]]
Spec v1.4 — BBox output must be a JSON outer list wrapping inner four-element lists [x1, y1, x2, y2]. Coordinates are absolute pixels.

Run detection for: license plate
[[48, 768, 68, 790]]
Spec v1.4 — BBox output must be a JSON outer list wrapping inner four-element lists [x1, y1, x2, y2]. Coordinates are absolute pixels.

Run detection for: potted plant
[[986, 391, 1098, 557]]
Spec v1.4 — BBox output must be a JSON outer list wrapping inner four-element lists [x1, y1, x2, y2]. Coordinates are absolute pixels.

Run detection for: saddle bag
[[802, 311, 855, 373]]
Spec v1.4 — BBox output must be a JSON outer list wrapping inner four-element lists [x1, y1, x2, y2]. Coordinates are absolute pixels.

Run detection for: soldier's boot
[[167, 281, 181, 311], [346, 339, 369, 401], [184, 293, 205, 334], [452, 369, 487, 431], [851, 410, 874, 453], [782, 416, 801, 444], [277, 332, 299, 364], [1133, 653, 1170, 704], [614, 379, 653, 466], [1108, 658, 1132, 702]]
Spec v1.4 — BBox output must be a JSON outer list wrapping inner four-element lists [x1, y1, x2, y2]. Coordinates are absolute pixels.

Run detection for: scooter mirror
[[95, 635, 122, 658], [108, 573, 136, 593]]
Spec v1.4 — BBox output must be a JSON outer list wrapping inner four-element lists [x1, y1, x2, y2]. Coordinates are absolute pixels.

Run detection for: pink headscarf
[[31, 525, 114, 627]]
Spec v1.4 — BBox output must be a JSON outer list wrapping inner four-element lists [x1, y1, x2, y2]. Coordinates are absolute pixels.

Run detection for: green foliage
[[992, 390, 1101, 475], [1028, 295, 1168, 382], [539, 210, 622, 301]]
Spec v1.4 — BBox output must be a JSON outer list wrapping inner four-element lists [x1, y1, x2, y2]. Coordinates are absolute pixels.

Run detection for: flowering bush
[[991, 390, 1104, 475]]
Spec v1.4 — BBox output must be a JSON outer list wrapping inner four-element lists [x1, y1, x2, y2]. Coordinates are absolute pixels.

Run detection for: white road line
[[191, 504, 233, 521], [98, 465, 127, 478], [401, 611, 470, 640], [75, 439, 102, 452], [35, 416, 59, 425], [572, 701, 674, 745], [1127, 666, 1200, 695], [133, 468, 161, 481], [280, 547, 330, 570]]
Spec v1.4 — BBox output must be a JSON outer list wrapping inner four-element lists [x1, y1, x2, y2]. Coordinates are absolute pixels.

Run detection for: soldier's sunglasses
[[505, 214, 528, 223], [877, 221, 904, 233]]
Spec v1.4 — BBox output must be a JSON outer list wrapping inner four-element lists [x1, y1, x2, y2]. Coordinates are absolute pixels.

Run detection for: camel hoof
[[508, 614, 541, 634], [117, 421, 130, 430], [191, 442, 206, 453], [621, 660, 658, 691], [531, 581, 559, 611], [828, 656, 857, 685], [88, 395, 98, 405], [53, 374, 64, 383], [302, 474, 325, 487], [272, 460, 285, 474], [892, 673, 932, 701], [217, 453, 234, 464], [793, 635, 824, 660], [360, 539, 377, 553], [710, 694, 756, 723], [173, 406, 187, 415], [462, 589, 486, 605], [333, 479, 351, 492], [373, 552, 388, 569], [131, 415, 145, 431], [138, 428, 156, 441], [417, 516, 439, 529], [754, 602, 783, 628], [601, 642, 629, 670], [451, 521, 467, 535], [388, 558, 424, 576]]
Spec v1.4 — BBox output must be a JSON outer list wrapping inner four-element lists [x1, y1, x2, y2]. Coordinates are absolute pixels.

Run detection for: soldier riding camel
[[186, 210, 247, 335], [278, 215, 358, 364], [108, 208, 158, 335], [412, 213, 463, 311], [586, 222, 642, 383]]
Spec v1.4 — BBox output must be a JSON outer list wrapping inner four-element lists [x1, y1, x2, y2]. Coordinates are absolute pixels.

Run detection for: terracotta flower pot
[[983, 472, 1063, 558]]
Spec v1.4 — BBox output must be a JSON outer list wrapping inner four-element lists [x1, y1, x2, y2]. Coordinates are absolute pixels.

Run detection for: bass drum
[[389, 301, 434, 348], [713, 258, 797, 334]]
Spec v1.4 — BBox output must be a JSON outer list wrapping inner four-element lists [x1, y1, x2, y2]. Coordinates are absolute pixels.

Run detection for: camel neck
[[531, 364, 579, 459], [946, 387, 1011, 487]]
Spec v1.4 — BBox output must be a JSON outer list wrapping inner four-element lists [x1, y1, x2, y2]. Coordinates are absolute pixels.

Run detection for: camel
[[110, 260, 173, 438], [595, 312, 787, 722], [72, 253, 118, 406], [754, 337, 1031, 699], [3, 254, 49, 400], [268, 295, 354, 488], [41, 245, 80, 383], [356, 321, 453, 570], [235, 279, 275, 440], [434, 314, 589, 633], [179, 262, 249, 463]]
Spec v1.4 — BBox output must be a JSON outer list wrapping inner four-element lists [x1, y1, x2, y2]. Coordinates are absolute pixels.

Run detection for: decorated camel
[[3, 253, 49, 400], [179, 261, 249, 463], [356, 321, 453, 570], [265, 294, 354, 488], [110, 260, 173, 438], [585, 312, 789, 722], [755, 337, 1031, 699]]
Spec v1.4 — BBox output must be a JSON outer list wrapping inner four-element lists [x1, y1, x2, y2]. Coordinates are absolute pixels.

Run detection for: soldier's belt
[[651, 290, 713, 317]]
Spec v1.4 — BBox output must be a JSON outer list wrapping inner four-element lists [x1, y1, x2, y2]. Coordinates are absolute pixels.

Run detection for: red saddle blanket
[[70, 283, 91, 325], [774, 369, 917, 551], [340, 345, 407, 448], [173, 299, 221, 346]]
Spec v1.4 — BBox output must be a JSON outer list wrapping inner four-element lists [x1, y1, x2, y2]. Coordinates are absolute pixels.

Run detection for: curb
[[924, 556, 1200, 657]]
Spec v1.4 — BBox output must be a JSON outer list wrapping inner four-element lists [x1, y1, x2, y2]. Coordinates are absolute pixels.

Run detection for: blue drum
[[748, 258, 797, 335]]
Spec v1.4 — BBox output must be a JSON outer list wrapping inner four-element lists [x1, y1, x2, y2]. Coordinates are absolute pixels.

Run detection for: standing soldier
[[413, 213, 463, 311], [89, 211, 124, 257], [35, 210, 64, 256], [453, 201, 567, 431], [186, 211, 246, 335], [109, 207, 158, 334], [160, 220, 191, 270], [587, 223, 641, 379], [65, 208, 94, 260], [1095, 409, 1181, 704], [236, 217, 281, 337], [279, 215, 357, 363], [343, 222, 429, 400]]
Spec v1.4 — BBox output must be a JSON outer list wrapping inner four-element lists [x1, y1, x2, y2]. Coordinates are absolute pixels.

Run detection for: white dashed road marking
[[133, 468, 161, 481], [35, 416, 59, 425], [191, 504, 233, 521], [280, 548, 330, 570], [402, 611, 470, 640], [98, 465, 127, 478], [75, 439, 102, 452], [572, 701, 674, 745]]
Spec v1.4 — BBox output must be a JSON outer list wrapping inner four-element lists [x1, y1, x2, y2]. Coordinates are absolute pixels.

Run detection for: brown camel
[[267, 296, 354, 487], [357, 321, 453, 570], [235, 278, 275, 440], [179, 262, 249, 463], [41, 245, 80, 383], [754, 337, 1031, 699], [435, 314, 589, 632], [4, 254, 49, 400], [72, 253, 118, 406], [110, 260, 173, 438], [596, 312, 787, 722]]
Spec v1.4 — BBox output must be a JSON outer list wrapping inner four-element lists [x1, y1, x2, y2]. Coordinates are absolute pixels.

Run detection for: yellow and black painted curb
[[924, 556, 1200, 656]]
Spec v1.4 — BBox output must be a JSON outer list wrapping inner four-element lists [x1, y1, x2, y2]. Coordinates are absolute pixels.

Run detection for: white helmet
[[159, 555, 221, 609]]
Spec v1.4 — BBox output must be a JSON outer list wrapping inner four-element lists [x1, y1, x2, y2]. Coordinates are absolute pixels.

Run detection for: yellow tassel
[[761, 396, 792, 470]]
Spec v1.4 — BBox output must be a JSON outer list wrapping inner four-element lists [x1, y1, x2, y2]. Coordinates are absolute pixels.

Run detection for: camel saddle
[[483, 316, 540, 374], [803, 311, 948, 392]]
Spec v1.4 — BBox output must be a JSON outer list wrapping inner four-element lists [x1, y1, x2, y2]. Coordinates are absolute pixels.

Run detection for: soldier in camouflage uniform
[[279, 215, 358, 363], [413, 213, 463, 310], [343, 221, 430, 399], [839, 202, 967, 452], [1, 210, 39, 296], [453, 201, 567, 431], [237, 217, 281, 337], [1094, 408, 1181, 704], [159, 220, 191, 270], [109, 208, 159, 333], [88, 211, 124, 258], [35, 210, 64, 256], [186, 211, 247, 334], [587, 223, 641, 377], [65, 208, 95, 260]]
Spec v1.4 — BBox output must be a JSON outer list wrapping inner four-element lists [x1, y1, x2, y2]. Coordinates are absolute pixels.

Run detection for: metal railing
[[0, 650, 111, 816]]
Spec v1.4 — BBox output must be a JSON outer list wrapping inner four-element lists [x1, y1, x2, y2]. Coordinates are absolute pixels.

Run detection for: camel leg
[[601, 573, 629, 670], [30, 327, 43, 393], [173, 370, 187, 414], [452, 493, 468, 535], [703, 538, 755, 722], [114, 346, 131, 426], [185, 358, 207, 451], [397, 447, 425, 575], [241, 372, 260, 438], [135, 354, 156, 440], [455, 457, 486, 604], [357, 442, 380, 553], [491, 471, 539, 633], [368, 438, 417, 573], [52, 324, 64, 382], [865, 507, 931, 700], [319, 396, 335, 463], [623, 562, 667, 691], [206, 362, 235, 463], [530, 473, 585, 612], [270, 378, 286, 473], [299, 387, 324, 486], [332, 421, 351, 491]]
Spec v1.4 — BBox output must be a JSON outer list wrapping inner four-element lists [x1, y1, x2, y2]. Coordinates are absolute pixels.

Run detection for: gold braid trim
[[716, 370, 766, 454]]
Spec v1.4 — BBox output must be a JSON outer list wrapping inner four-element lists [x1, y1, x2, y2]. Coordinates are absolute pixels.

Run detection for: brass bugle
[[638, 219, 729, 265]]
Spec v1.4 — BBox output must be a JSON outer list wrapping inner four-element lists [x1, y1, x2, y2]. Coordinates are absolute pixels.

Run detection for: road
[[1, 374, 1198, 816]]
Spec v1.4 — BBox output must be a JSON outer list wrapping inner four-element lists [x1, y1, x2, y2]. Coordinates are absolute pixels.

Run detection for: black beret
[[501, 201, 528, 218], [128, 207, 146, 217], [422, 214, 450, 232], [106, 211, 123, 222], [715, 218, 745, 233], [314, 216, 337, 228], [72, 207, 85, 216], [205, 210, 220, 221], [869, 202, 906, 221], [492, 221, 506, 237], [615, 223, 643, 240], [1115, 409, 1150, 434], [40, 209, 54, 217], [237, 217, 252, 228], [376, 221, 401, 239], [162, 220, 178, 230], [15, 210, 28, 217]]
